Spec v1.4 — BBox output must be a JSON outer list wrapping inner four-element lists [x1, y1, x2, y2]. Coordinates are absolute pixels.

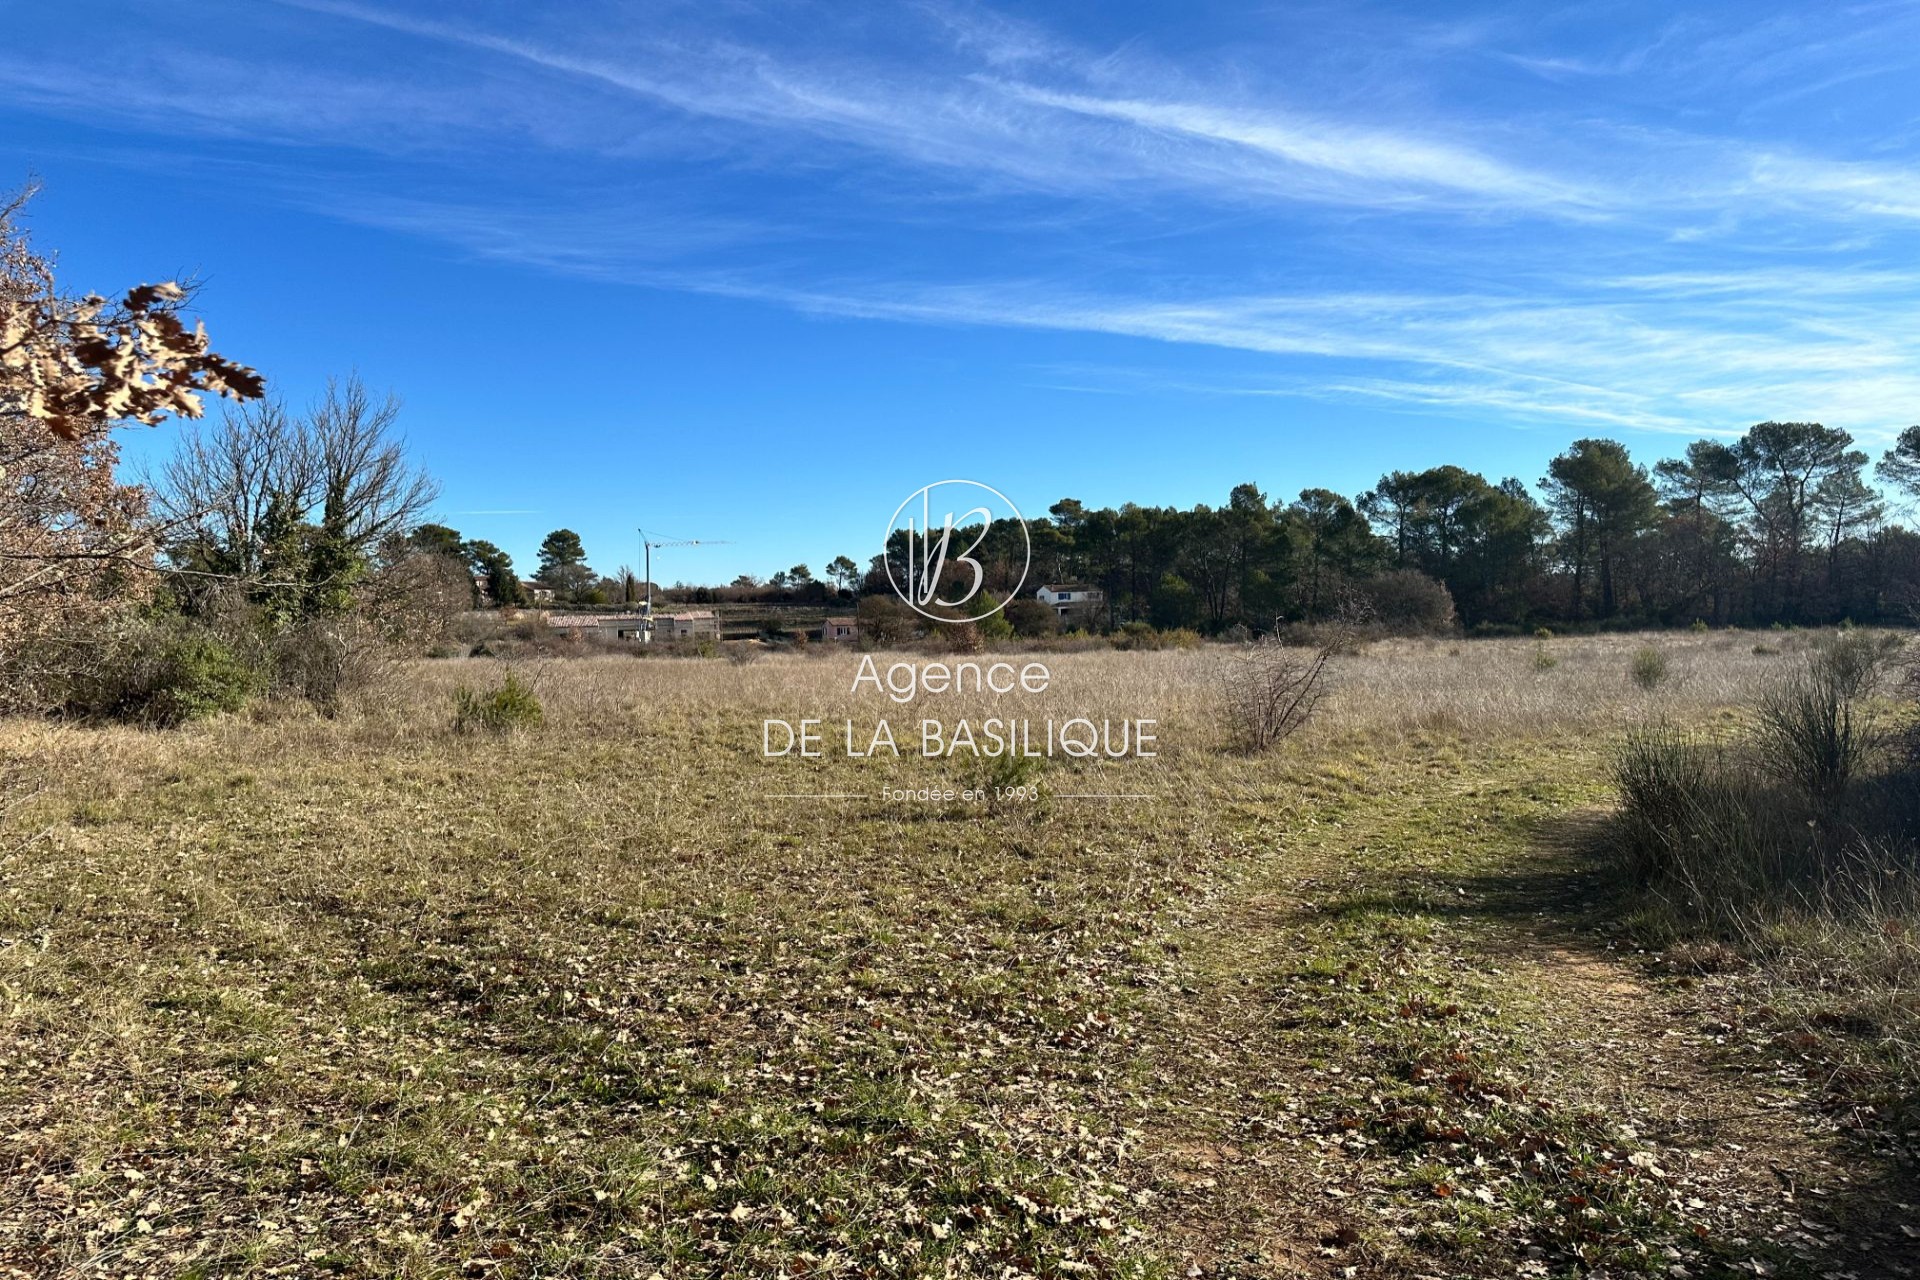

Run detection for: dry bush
[[0, 404, 153, 686], [267, 615, 399, 713], [361, 550, 472, 649], [1221, 635, 1334, 753], [855, 595, 914, 646]]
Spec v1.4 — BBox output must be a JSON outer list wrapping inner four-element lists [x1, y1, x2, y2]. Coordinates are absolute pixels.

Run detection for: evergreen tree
[[534, 529, 594, 601]]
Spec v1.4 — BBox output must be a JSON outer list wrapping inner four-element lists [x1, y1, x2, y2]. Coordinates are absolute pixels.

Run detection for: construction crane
[[638, 529, 731, 640]]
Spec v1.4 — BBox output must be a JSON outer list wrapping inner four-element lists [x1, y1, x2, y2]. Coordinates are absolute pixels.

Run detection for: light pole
[[638, 529, 731, 643]]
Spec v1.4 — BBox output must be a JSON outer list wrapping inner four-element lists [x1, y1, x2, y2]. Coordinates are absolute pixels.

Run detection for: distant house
[[1036, 584, 1105, 626], [821, 617, 859, 643], [543, 611, 715, 643], [660, 610, 719, 640], [523, 581, 555, 605]]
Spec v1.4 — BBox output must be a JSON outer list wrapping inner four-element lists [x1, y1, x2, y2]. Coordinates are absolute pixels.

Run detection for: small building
[[820, 617, 859, 643], [659, 610, 720, 640], [607, 614, 652, 641], [1036, 583, 1105, 625], [524, 581, 555, 605]]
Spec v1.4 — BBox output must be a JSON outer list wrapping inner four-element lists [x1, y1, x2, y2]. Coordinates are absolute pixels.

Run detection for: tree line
[[415, 423, 1920, 635], [867, 425, 1920, 634]]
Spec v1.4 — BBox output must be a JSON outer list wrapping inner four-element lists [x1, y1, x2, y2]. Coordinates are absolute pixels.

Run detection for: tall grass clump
[[1608, 630, 1920, 1122], [1611, 635, 1903, 912], [453, 671, 543, 733], [1754, 630, 1895, 806], [1628, 646, 1668, 690], [1610, 724, 1810, 915], [1755, 663, 1873, 805]]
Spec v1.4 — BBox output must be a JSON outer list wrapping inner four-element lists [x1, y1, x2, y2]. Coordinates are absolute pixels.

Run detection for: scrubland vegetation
[[6, 191, 1919, 1278], [4, 630, 1917, 1279]]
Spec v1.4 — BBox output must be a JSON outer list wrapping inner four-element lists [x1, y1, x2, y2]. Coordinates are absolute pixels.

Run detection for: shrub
[[1359, 569, 1455, 635], [1003, 597, 1057, 638], [269, 616, 393, 713], [1629, 646, 1669, 690], [1222, 636, 1333, 753], [1530, 642, 1558, 671], [855, 595, 914, 647], [1812, 628, 1899, 701], [1690, 618, 1710, 632], [453, 672, 543, 733], [942, 619, 984, 654], [1111, 621, 1204, 651], [975, 598, 1015, 641], [65, 619, 265, 726]]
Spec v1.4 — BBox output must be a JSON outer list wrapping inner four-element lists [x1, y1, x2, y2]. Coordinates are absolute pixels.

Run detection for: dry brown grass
[[0, 629, 1877, 1278], [254, 627, 1797, 751], [1319, 630, 1791, 743]]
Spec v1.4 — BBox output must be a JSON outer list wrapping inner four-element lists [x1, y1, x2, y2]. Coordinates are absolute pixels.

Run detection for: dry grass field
[[1, 631, 1912, 1278]]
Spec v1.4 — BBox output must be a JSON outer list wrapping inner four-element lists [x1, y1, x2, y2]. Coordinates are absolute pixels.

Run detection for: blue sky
[[7, 0, 1920, 582]]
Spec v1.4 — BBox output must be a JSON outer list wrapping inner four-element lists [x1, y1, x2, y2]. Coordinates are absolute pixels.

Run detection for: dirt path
[[1125, 741, 1915, 1278]]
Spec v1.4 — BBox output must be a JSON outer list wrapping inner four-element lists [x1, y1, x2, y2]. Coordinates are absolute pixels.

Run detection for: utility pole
[[637, 529, 731, 642]]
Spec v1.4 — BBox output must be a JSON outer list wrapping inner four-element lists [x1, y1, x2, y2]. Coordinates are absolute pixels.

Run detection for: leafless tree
[[153, 398, 300, 577], [154, 373, 437, 576], [303, 375, 438, 548]]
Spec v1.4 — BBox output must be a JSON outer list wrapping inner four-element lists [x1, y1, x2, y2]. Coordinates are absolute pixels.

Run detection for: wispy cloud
[[263, 0, 1606, 218], [673, 269, 1920, 438], [1743, 153, 1920, 221], [995, 83, 1601, 212], [7, 0, 1920, 443]]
